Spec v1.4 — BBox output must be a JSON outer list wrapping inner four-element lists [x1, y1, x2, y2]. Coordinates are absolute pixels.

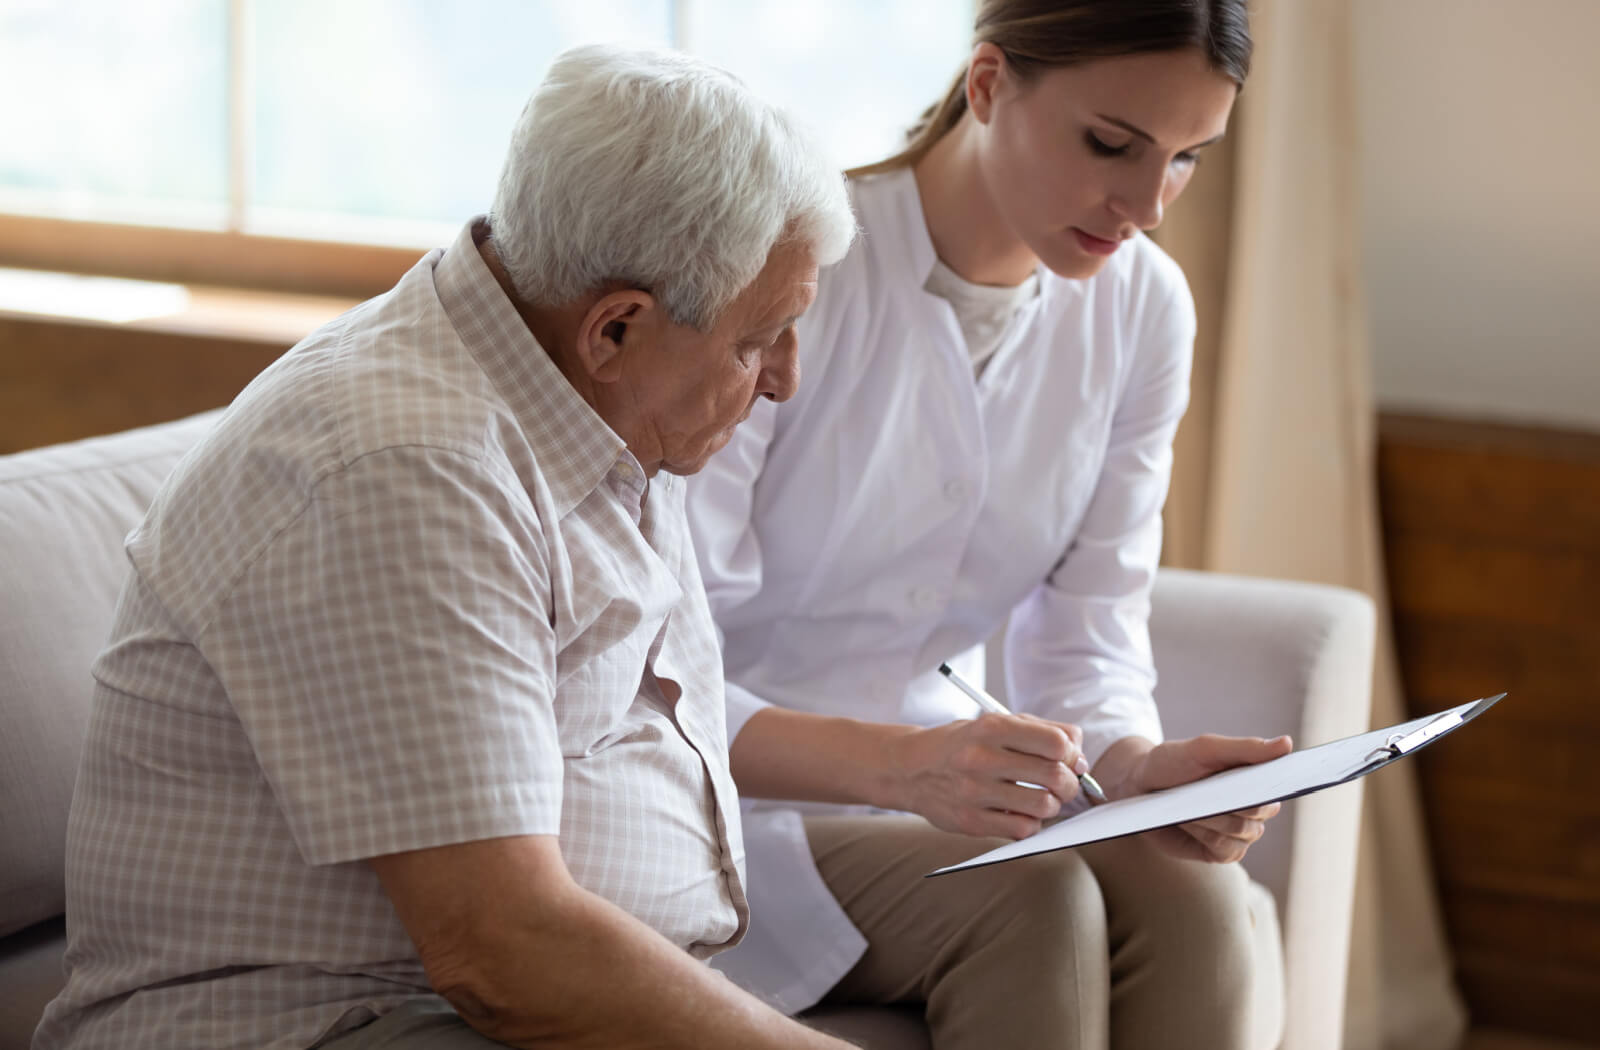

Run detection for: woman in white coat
[[686, 2, 1290, 1047]]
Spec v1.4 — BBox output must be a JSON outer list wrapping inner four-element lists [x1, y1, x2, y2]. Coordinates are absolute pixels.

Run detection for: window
[[0, 0, 230, 227], [0, 0, 973, 291]]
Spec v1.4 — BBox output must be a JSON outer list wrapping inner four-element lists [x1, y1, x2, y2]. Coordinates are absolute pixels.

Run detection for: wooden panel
[[1395, 622, 1600, 728], [1387, 537, 1599, 629], [1454, 947, 1600, 1044], [1423, 781, 1600, 914], [0, 213, 416, 299], [1378, 413, 1600, 1045], [1466, 1028, 1600, 1050], [0, 316, 288, 453]]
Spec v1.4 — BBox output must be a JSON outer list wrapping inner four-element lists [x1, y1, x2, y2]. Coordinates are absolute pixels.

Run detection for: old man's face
[[626, 239, 818, 477]]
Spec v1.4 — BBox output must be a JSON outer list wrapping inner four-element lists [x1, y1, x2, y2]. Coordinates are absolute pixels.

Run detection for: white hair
[[490, 45, 856, 331]]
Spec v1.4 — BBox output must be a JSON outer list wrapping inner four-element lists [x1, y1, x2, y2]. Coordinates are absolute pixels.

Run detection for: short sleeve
[[203, 445, 563, 866]]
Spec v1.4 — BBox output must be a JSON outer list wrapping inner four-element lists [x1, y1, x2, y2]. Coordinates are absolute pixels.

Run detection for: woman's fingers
[[984, 780, 1062, 821], [962, 713, 1085, 801], [1178, 821, 1251, 863], [904, 714, 1095, 839], [1138, 734, 1295, 794], [1179, 808, 1276, 860], [944, 749, 1064, 819], [1015, 711, 1085, 748], [971, 808, 1047, 841], [971, 712, 1081, 765], [1229, 801, 1282, 822], [1213, 816, 1268, 843]]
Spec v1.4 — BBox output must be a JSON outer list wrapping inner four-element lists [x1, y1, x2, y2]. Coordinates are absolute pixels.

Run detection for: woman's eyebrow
[[1093, 113, 1225, 151]]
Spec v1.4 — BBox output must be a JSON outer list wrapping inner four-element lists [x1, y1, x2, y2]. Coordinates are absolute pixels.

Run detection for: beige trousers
[[803, 815, 1257, 1050]]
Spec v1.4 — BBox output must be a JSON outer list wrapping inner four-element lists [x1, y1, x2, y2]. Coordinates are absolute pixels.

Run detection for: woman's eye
[[1173, 151, 1200, 168], [1085, 132, 1129, 157]]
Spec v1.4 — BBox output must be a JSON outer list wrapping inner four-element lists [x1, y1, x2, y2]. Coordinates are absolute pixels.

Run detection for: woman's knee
[[1159, 856, 1253, 954], [1091, 841, 1257, 979], [965, 847, 1108, 956]]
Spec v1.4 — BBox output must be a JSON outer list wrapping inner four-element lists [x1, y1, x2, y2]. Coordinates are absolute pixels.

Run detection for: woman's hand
[[1096, 734, 1294, 863], [886, 712, 1090, 841], [728, 706, 1088, 841]]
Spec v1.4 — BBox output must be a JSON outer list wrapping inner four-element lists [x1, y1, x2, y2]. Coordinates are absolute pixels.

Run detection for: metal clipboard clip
[[1364, 709, 1467, 765]]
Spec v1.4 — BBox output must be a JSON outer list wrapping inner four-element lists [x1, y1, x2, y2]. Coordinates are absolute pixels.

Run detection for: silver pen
[[937, 662, 1108, 805]]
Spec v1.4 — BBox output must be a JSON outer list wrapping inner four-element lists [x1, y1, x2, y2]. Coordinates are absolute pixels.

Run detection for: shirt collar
[[432, 217, 630, 518], [865, 167, 1062, 311]]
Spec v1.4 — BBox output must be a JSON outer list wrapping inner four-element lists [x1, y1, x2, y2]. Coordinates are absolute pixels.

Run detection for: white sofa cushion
[[0, 412, 219, 936]]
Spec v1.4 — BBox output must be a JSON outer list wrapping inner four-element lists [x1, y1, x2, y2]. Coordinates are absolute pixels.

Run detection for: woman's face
[[972, 47, 1239, 279]]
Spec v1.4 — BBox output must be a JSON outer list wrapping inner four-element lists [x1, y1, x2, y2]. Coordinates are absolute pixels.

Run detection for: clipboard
[[928, 692, 1506, 878]]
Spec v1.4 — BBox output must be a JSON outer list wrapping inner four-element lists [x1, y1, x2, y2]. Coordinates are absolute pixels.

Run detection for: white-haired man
[[33, 46, 856, 1050]]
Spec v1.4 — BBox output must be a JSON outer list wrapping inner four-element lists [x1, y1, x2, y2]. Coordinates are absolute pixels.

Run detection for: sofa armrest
[[1149, 567, 1375, 1050]]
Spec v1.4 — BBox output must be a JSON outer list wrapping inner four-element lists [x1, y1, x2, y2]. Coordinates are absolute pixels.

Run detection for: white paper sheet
[[929, 695, 1500, 877]]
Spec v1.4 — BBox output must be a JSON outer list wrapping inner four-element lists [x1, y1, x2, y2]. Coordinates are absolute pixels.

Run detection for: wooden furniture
[[0, 284, 352, 454], [1378, 413, 1600, 1046]]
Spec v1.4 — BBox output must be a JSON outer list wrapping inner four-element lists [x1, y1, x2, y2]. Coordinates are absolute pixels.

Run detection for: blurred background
[[0, 2, 1594, 1049], [0, 0, 969, 241]]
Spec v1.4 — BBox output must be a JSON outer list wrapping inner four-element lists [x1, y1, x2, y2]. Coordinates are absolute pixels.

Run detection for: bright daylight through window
[[0, 0, 973, 252]]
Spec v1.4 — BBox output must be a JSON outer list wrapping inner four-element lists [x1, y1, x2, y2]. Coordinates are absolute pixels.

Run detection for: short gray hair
[[490, 45, 856, 331]]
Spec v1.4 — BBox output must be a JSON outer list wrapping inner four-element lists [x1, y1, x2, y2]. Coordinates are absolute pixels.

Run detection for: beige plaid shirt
[[35, 220, 749, 1050]]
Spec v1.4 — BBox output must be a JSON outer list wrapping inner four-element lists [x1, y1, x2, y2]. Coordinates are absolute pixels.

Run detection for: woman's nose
[[1109, 168, 1167, 231]]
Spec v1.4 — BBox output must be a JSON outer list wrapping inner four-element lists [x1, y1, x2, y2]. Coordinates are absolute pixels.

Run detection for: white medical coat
[[684, 168, 1196, 1012]]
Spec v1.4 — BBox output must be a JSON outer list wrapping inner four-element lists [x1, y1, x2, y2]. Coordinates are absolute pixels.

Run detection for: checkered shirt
[[33, 219, 749, 1050]]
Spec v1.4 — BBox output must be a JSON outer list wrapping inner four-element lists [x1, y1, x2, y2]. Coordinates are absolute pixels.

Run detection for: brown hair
[[847, 0, 1252, 178]]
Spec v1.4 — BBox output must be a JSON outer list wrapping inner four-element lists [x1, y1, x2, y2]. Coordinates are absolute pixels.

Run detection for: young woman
[[686, 2, 1290, 1047]]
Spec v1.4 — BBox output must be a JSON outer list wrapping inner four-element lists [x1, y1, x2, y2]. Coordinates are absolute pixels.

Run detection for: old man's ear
[[576, 290, 657, 383]]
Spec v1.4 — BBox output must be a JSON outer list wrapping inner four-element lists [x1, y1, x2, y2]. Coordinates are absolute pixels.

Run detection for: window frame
[[0, 211, 418, 299], [0, 1, 970, 297], [3, 0, 455, 297]]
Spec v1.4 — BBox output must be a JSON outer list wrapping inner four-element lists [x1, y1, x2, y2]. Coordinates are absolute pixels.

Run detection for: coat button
[[943, 479, 967, 502]]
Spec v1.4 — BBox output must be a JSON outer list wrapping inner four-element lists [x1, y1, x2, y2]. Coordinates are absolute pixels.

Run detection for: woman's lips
[[1072, 228, 1122, 256]]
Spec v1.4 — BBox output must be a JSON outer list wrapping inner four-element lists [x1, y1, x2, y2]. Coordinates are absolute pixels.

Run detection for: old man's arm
[[371, 835, 851, 1049]]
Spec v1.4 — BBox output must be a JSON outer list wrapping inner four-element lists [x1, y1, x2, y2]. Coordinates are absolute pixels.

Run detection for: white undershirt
[[923, 256, 1040, 374]]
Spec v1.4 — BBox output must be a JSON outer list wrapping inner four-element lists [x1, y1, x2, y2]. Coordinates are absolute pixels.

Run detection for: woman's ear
[[967, 41, 1008, 125], [576, 290, 655, 383]]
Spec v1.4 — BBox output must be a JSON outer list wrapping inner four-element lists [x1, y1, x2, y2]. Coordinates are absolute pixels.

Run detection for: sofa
[[0, 411, 1377, 1050]]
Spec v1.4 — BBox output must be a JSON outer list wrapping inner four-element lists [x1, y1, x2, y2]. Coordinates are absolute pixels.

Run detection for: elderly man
[[32, 46, 856, 1050]]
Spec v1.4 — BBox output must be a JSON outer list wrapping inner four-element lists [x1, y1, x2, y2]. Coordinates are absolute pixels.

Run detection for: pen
[[937, 661, 1108, 805]]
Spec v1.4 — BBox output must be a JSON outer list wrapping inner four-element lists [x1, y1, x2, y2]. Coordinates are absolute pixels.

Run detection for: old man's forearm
[[369, 834, 853, 1050]]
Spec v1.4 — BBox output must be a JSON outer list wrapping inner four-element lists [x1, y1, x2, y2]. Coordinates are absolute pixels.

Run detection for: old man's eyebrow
[[742, 314, 802, 345], [1093, 113, 1225, 151], [758, 313, 803, 335]]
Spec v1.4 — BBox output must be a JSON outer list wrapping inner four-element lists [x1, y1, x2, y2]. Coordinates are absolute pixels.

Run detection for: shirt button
[[943, 479, 967, 502], [910, 586, 941, 610]]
